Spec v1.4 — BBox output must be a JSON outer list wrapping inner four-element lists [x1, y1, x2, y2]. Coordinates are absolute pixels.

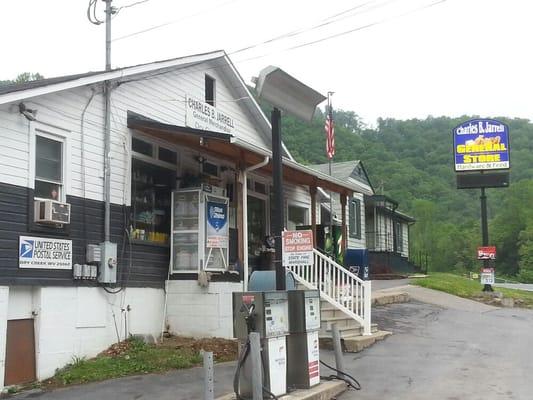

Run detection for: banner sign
[[282, 230, 314, 267], [19, 236, 72, 269], [185, 95, 236, 134], [480, 267, 495, 285], [206, 201, 228, 248], [453, 119, 509, 172], [477, 246, 496, 260]]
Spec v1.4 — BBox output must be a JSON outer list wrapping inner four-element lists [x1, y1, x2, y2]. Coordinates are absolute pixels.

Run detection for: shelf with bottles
[[131, 227, 170, 244]]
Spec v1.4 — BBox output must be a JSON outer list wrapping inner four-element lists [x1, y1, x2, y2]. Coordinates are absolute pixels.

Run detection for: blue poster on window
[[206, 201, 228, 248], [453, 119, 510, 172]]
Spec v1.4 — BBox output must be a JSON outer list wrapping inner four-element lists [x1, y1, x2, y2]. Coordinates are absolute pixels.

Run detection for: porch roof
[[127, 111, 356, 196]]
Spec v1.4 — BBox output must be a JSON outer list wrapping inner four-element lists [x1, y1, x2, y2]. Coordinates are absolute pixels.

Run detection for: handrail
[[285, 248, 372, 336]]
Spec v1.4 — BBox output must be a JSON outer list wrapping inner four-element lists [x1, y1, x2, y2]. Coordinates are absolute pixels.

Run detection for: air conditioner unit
[[34, 199, 71, 224]]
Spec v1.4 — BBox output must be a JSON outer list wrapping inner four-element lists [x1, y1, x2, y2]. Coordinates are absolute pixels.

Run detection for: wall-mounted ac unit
[[34, 199, 71, 224]]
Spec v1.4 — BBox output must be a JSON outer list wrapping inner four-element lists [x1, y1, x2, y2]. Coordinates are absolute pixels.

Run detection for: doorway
[[5, 319, 36, 386]]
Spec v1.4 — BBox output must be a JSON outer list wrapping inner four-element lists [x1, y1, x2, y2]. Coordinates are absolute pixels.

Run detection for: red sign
[[282, 230, 314, 267], [477, 246, 496, 260]]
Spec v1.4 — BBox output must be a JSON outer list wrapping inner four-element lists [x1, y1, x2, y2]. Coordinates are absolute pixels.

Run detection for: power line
[[87, 0, 104, 25], [233, 0, 447, 63], [114, 0, 152, 17], [112, 0, 241, 42], [230, 0, 400, 56]]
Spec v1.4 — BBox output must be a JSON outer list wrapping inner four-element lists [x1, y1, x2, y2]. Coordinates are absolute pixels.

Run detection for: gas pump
[[287, 290, 321, 389], [233, 291, 289, 398]]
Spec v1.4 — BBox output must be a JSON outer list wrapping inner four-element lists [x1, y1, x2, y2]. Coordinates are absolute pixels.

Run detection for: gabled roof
[[0, 50, 294, 159], [309, 160, 374, 194]]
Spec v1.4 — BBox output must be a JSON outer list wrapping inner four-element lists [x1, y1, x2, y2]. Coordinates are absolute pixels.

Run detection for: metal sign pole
[[272, 108, 286, 291], [480, 187, 493, 292]]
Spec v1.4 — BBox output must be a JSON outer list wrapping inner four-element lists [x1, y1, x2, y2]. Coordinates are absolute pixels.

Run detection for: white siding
[[0, 60, 272, 206]]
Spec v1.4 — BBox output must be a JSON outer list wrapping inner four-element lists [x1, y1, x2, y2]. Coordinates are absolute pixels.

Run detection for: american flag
[[325, 106, 335, 159]]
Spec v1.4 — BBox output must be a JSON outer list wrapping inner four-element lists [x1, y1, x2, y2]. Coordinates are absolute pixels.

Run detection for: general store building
[[0, 50, 377, 387]]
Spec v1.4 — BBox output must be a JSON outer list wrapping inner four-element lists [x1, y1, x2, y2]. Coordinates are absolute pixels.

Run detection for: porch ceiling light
[[254, 66, 326, 122]]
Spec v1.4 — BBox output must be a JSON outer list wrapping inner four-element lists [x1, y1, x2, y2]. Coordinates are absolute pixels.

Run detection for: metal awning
[[127, 111, 357, 195]]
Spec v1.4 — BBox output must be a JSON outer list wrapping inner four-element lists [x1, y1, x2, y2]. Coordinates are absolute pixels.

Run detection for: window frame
[[29, 123, 70, 203], [348, 198, 362, 239], [395, 221, 403, 253], [287, 202, 309, 230], [205, 74, 216, 107]]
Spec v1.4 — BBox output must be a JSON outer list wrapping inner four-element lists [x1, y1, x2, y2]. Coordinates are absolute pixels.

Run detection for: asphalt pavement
[[493, 283, 533, 292], [336, 287, 532, 400], [10, 280, 533, 400]]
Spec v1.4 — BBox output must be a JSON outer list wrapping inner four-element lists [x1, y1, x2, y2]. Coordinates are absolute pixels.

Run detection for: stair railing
[[285, 248, 372, 336]]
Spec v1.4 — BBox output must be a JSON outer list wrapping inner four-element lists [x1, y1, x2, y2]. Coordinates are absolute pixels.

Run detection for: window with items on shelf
[[130, 157, 176, 245]]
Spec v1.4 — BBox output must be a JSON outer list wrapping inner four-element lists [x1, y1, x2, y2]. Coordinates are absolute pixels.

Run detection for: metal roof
[[309, 160, 374, 194]]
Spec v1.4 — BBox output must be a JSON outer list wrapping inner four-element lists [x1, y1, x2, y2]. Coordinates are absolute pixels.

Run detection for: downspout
[[243, 156, 269, 291]]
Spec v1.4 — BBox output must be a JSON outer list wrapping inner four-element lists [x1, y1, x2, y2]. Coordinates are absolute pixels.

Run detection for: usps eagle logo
[[20, 239, 34, 258]]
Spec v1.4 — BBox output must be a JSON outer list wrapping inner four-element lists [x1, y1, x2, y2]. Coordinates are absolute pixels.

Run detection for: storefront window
[[247, 195, 266, 257], [287, 205, 308, 230], [131, 158, 175, 244]]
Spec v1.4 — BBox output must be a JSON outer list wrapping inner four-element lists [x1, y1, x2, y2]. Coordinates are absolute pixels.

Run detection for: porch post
[[310, 186, 317, 246], [236, 163, 245, 276], [340, 193, 347, 254]]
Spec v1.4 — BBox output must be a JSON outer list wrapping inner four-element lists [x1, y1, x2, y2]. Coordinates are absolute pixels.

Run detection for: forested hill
[[280, 110, 533, 280]]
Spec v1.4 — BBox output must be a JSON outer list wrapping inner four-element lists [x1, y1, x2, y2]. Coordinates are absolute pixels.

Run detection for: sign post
[[453, 119, 510, 292]]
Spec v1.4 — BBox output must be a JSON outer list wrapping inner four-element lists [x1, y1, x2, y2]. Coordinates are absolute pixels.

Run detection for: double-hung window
[[34, 134, 64, 201], [348, 198, 362, 239]]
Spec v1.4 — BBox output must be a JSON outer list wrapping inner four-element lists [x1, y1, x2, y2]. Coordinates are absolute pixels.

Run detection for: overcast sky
[[2, 0, 532, 125]]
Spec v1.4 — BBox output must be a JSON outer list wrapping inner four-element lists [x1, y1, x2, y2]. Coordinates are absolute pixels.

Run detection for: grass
[[411, 272, 533, 308], [50, 337, 202, 386]]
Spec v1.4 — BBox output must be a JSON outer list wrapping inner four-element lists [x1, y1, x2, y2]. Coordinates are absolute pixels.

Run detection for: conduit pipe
[[242, 156, 269, 291]]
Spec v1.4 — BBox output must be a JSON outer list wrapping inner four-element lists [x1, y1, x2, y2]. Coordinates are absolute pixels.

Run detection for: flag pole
[[327, 92, 334, 257]]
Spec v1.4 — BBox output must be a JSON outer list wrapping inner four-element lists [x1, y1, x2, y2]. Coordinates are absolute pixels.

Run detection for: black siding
[[0, 182, 168, 288]]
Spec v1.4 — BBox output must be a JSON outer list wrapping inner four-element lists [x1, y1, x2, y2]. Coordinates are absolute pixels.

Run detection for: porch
[[127, 112, 373, 338]]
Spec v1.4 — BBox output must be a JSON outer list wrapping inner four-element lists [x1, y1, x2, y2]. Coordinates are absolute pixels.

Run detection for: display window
[[130, 136, 177, 245]]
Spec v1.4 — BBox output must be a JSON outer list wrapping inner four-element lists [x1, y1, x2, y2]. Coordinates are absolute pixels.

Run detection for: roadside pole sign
[[477, 246, 496, 260], [480, 268, 495, 285], [282, 230, 313, 267]]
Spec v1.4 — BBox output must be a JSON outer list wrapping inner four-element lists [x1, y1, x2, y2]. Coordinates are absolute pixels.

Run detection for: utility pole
[[103, 0, 113, 242]]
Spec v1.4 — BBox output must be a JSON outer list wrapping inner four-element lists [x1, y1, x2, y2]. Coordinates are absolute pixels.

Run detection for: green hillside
[[280, 110, 533, 280]]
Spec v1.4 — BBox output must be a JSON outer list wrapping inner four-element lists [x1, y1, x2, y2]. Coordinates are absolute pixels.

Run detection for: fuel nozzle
[[240, 303, 256, 334]]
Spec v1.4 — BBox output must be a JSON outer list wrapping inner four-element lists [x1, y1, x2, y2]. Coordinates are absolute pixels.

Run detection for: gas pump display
[[232, 291, 289, 397], [287, 290, 321, 389]]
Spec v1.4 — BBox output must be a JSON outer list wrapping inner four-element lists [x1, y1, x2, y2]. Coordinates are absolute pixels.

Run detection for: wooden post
[[310, 186, 317, 245], [340, 193, 347, 254]]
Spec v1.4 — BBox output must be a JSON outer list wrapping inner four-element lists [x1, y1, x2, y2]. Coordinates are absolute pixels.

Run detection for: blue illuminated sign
[[453, 119, 510, 172]]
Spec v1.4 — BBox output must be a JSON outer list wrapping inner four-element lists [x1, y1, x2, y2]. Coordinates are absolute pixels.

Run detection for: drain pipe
[[243, 156, 269, 291]]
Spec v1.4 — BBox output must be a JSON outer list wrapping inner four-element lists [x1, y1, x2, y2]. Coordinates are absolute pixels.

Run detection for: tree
[[0, 72, 44, 86]]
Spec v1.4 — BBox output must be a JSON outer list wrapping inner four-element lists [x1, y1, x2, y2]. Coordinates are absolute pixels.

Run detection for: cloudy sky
[[2, 0, 532, 125]]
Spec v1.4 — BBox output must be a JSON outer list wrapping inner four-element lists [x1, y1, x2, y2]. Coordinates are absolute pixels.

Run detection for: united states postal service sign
[[19, 236, 72, 269]]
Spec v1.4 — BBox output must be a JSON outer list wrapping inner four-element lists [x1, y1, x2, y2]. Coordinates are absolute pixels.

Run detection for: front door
[[5, 319, 36, 386], [247, 194, 267, 269]]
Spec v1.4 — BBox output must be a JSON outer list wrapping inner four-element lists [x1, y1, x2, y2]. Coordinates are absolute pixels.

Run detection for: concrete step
[[319, 322, 378, 337], [319, 330, 392, 353], [371, 291, 409, 306]]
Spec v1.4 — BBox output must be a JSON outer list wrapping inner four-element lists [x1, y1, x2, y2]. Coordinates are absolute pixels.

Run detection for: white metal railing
[[286, 248, 372, 335]]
